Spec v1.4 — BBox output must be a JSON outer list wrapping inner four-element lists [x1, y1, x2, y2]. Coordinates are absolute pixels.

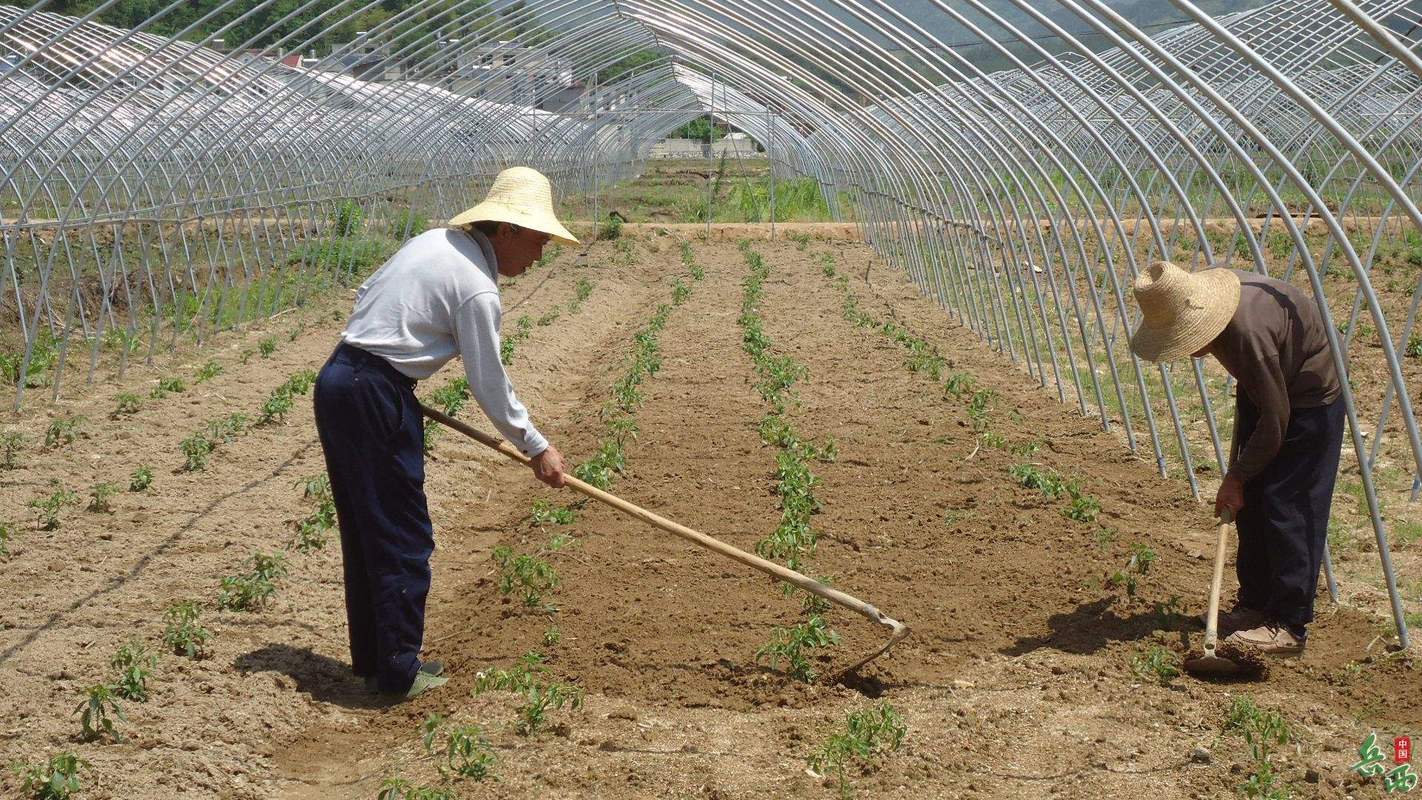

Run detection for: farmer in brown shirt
[[1131, 261, 1344, 656]]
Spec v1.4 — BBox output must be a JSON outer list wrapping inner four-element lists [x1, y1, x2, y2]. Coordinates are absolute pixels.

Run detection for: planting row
[[375, 240, 704, 796]]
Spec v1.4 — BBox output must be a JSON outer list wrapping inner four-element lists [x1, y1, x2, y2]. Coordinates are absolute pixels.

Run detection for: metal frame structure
[[1, 0, 1419, 646]]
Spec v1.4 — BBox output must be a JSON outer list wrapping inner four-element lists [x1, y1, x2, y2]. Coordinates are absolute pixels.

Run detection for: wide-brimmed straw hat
[[1130, 261, 1241, 362], [449, 166, 579, 246]]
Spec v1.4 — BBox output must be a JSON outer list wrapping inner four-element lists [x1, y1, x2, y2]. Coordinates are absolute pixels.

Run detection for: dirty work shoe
[[1197, 604, 1266, 633], [1224, 624, 1304, 656], [366, 660, 446, 694]]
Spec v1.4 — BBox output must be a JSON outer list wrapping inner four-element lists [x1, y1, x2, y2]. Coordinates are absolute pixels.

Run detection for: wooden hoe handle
[[421, 404, 910, 668]]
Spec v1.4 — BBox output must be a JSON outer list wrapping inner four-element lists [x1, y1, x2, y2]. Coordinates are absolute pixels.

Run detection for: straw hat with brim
[[1130, 261, 1241, 362], [448, 166, 579, 246]]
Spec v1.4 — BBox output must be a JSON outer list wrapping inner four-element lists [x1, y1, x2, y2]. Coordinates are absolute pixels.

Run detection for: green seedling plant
[[1130, 644, 1180, 685], [258, 337, 277, 358], [536, 309, 561, 326], [499, 316, 534, 365], [807, 703, 908, 799], [376, 778, 455, 800], [1009, 463, 1067, 498], [150, 376, 184, 398], [491, 545, 559, 609], [111, 640, 156, 701], [30, 483, 79, 530], [530, 499, 574, 528], [472, 651, 585, 735], [1063, 482, 1101, 523], [218, 551, 288, 611], [112, 392, 142, 417], [542, 626, 562, 647], [1, 431, 24, 469], [756, 615, 840, 682], [179, 432, 213, 471], [194, 359, 222, 382], [1225, 696, 1292, 799], [75, 683, 126, 742], [1107, 542, 1158, 598], [442, 724, 496, 780], [9, 752, 87, 800], [671, 277, 691, 305], [129, 465, 153, 492], [162, 601, 211, 658], [0, 521, 11, 558], [87, 482, 120, 513], [944, 371, 976, 399], [43, 416, 84, 450]]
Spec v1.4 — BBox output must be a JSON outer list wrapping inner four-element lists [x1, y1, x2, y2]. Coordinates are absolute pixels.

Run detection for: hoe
[[1183, 508, 1267, 680], [423, 405, 910, 674]]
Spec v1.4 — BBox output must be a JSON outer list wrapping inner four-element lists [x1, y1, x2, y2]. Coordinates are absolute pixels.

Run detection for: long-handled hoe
[[423, 405, 910, 673], [1183, 509, 1267, 680]]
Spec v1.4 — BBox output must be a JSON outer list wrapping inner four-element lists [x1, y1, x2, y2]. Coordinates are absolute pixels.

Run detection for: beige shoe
[[1225, 624, 1304, 656]]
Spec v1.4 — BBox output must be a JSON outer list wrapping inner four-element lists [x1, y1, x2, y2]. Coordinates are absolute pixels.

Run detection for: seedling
[[206, 413, 248, 443], [573, 277, 594, 304], [807, 703, 908, 799], [194, 360, 223, 382], [530, 499, 574, 528], [0, 521, 11, 558], [1063, 489, 1101, 523], [75, 683, 126, 742], [10, 751, 87, 800], [671, 278, 691, 305], [442, 724, 496, 780], [112, 392, 142, 417], [966, 389, 994, 430], [376, 778, 455, 800], [1407, 334, 1421, 359], [179, 433, 213, 471], [292, 518, 329, 554], [87, 482, 120, 513], [43, 416, 84, 450], [162, 601, 211, 658], [472, 651, 585, 735], [1224, 695, 1292, 799], [258, 337, 277, 358], [29, 482, 79, 530], [130, 465, 153, 492], [1009, 463, 1066, 498], [491, 545, 559, 609], [0, 432, 24, 469], [111, 640, 156, 701], [756, 614, 840, 682], [1130, 644, 1180, 685], [536, 309, 561, 326], [150, 376, 185, 398], [218, 551, 288, 611], [542, 626, 562, 647], [259, 388, 294, 424], [944, 371, 975, 398]]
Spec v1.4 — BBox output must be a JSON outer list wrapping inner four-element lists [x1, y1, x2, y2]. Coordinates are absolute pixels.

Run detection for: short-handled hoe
[[422, 405, 910, 674]]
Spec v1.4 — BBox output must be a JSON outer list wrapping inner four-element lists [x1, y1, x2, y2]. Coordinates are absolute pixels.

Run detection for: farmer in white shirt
[[313, 167, 576, 699]]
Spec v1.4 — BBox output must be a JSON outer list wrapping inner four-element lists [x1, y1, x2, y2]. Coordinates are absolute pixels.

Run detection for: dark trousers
[[1234, 392, 1346, 638], [313, 343, 432, 693]]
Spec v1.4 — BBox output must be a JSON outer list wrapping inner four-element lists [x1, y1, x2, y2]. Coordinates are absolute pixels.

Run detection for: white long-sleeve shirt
[[341, 227, 548, 456]]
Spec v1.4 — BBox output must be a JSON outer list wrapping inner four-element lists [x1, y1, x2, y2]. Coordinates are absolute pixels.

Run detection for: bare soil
[[0, 233, 1415, 800]]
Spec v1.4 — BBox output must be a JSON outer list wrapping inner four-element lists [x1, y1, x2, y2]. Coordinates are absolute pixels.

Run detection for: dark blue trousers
[[313, 343, 432, 693], [1234, 392, 1346, 639]]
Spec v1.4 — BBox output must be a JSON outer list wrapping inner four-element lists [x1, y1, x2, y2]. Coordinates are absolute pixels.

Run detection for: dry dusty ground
[[0, 233, 1417, 800]]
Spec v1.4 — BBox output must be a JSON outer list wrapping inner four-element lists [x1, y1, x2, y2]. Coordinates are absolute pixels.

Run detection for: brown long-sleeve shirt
[[1205, 270, 1341, 481]]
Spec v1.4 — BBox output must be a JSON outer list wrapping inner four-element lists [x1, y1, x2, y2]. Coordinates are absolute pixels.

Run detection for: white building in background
[[451, 41, 575, 105]]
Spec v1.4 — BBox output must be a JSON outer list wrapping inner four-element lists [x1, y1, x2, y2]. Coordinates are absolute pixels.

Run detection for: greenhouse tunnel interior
[[1, 0, 1421, 646]]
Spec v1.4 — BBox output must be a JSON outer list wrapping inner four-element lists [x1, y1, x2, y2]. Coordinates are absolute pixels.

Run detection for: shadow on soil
[[998, 597, 1181, 657], [235, 644, 397, 709]]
